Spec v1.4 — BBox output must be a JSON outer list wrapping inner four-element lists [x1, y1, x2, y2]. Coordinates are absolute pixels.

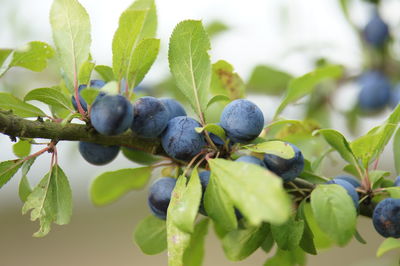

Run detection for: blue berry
[[220, 99, 264, 143], [78, 141, 119, 165]]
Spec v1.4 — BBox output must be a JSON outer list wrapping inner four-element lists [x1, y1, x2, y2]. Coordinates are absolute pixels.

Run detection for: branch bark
[[0, 110, 376, 218], [0, 110, 164, 155]]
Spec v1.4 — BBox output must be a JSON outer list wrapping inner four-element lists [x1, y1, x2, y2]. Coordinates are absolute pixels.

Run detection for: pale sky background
[[1, 0, 400, 265]]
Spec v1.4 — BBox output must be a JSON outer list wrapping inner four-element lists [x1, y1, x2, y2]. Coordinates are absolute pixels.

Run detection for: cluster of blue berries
[[73, 80, 186, 165], [148, 100, 306, 220], [372, 177, 400, 238], [324, 174, 400, 239], [358, 10, 400, 112]]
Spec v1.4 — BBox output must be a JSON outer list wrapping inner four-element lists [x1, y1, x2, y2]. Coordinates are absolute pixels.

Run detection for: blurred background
[[1, 0, 400, 265]]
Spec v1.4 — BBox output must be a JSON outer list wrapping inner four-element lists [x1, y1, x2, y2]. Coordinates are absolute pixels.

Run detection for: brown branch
[[0, 110, 164, 155]]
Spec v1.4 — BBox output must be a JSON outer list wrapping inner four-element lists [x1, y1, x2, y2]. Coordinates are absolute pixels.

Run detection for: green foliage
[[195, 123, 226, 140], [0, 92, 46, 117], [112, 0, 157, 86], [243, 140, 295, 159], [50, 0, 91, 91], [95, 65, 115, 82], [169, 20, 211, 119], [169, 170, 202, 233], [24, 87, 73, 111], [247, 65, 292, 95], [18, 158, 35, 202], [209, 159, 291, 225], [264, 247, 306, 266], [121, 147, 160, 165], [0, 49, 13, 67], [210, 60, 245, 100], [13, 140, 31, 158], [183, 219, 209, 266], [351, 104, 400, 167], [80, 88, 100, 106], [78, 60, 95, 85], [393, 128, 400, 175], [317, 129, 359, 166], [22, 164, 72, 237], [311, 185, 357, 246], [376, 238, 400, 257], [0, 159, 24, 188], [204, 171, 238, 231], [271, 216, 305, 251], [296, 202, 317, 255], [0, 41, 54, 77], [134, 215, 167, 255], [222, 223, 270, 261], [275, 65, 343, 117], [205, 20, 229, 38], [90, 167, 151, 206], [127, 38, 160, 89], [166, 180, 192, 266]]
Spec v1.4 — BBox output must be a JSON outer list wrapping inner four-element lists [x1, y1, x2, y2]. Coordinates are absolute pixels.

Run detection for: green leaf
[[394, 128, 400, 175], [13, 140, 31, 158], [0, 92, 46, 117], [271, 216, 304, 251], [121, 147, 160, 165], [112, 10, 146, 79], [183, 219, 210, 266], [354, 230, 367, 245], [206, 94, 230, 109], [166, 180, 192, 266], [317, 129, 359, 166], [80, 88, 100, 106], [351, 104, 400, 167], [90, 167, 151, 206], [170, 169, 202, 233], [128, 0, 157, 39], [299, 170, 327, 184], [275, 65, 343, 117], [310, 184, 357, 246], [0, 159, 23, 188], [296, 201, 317, 255], [195, 123, 226, 140], [204, 171, 238, 231], [112, 0, 159, 83], [0, 41, 54, 77], [50, 0, 91, 90], [384, 187, 400, 198], [99, 81, 119, 94], [133, 215, 167, 255], [210, 60, 245, 100], [78, 60, 95, 85], [0, 49, 13, 67], [127, 38, 160, 89], [339, 0, 351, 21], [369, 170, 390, 189], [169, 20, 211, 119], [264, 247, 306, 266], [95, 65, 115, 82], [209, 159, 291, 225], [302, 202, 332, 249], [377, 237, 400, 257], [222, 223, 270, 261], [247, 65, 292, 95], [18, 158, 35, 202], [205, 20, 229, 38], [243, 140, 295, 159], [261, 230, 274, 253], [22, 164, 72, 237], [24, 87, 73, 111]]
